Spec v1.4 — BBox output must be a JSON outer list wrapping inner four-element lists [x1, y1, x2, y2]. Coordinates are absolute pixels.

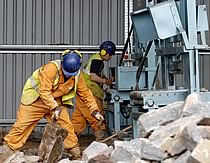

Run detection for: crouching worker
[[2, 50, 103, 160], [71, 41, 116, 141]]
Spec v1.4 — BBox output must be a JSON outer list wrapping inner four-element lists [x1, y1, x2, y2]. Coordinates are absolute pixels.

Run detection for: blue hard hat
[[100, 41, 116, 56], [62, 52, 81, 77]]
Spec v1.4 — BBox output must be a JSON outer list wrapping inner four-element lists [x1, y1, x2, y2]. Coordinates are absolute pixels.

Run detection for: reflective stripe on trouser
[[71, 96, 105, 134], [4, 98, 78, 150]]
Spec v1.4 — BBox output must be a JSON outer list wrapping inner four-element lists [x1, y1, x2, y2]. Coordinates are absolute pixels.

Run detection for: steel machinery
[[105, 0, 210, 138]]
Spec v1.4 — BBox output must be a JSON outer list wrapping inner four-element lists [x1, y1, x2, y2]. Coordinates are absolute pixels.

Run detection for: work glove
[[95, 112, 104, 121], [51, 106, 62, 122], [91, 111, 104, 121]]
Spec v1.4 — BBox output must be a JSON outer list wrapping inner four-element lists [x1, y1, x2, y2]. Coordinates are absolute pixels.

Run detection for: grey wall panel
[[0, 0, 124, 45], [0, 1, 3, 44], [92, 0, 100, 43], [0, 54, 4, 118]]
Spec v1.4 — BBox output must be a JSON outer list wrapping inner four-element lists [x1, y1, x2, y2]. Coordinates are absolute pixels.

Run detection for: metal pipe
[[0, 45, 124, 54], [195, 49, 200, 92]]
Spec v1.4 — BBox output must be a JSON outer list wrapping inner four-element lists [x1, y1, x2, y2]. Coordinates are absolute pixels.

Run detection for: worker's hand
[[104, 79, 112, 85], [91, 111, 104, 121], [51, 106, 62, 122], [95, 112, 104, 121]]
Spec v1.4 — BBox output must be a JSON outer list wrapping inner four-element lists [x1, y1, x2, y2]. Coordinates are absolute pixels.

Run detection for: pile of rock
[[62, 92, 210, 163], [110, 93, 210, 163]]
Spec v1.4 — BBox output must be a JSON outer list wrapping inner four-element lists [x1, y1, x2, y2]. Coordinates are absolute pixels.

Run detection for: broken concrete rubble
[[198, 126, 210, 139], [88, 154, 112, 163], [174, 150, 191, 163], [189, 139, 210, 163], [182, 103, 210, 117], [140, 139, 167, 161], [148, 115, 204, 146], [110, 138, 167, 162], [2, 151, 39, 163], [111, 146, 133, 162], [178, 92, 202, 119], [109, 93, 210, 163], [58, 159, 87, 163], [165, 122, 202, 156], [0, 144, 16, 162], [82, 141, 112, 161], [38, 123, 68, 163], [137, 101, 184, 137]]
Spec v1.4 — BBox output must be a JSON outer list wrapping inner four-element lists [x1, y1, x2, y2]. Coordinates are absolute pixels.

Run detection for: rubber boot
[[94, 130, 105, 142], [68, 146, 81, 160]]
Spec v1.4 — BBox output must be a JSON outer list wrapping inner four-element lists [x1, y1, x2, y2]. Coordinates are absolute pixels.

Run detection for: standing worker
[[1, 50, 103, 160], [71, 41, 116, 141]]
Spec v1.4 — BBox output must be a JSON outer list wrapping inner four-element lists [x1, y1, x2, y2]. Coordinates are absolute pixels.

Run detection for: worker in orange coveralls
[[71, 41, 116, 141], [1, 50, 104, 160]]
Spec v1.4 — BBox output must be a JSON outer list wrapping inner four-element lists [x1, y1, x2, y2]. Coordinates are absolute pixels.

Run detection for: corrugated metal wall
[[0, 0, 125, 131], [0, 0, 124, 45]]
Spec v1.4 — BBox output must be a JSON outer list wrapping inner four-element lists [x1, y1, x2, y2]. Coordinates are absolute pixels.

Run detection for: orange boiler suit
[[72, 95, 104, 134], [4, 62, 98, 150]]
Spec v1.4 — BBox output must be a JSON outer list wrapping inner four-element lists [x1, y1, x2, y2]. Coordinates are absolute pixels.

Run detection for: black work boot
[[94, 130, 105, 142]]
